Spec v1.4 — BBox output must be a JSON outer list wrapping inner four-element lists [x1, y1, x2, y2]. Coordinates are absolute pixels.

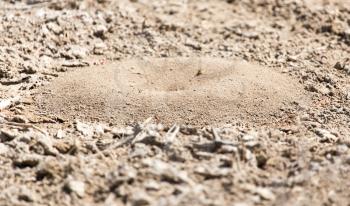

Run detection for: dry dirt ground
[[0, 0, 350, 205]]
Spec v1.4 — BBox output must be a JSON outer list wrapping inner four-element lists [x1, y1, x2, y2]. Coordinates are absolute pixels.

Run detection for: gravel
[[0, 0, 349, 205]]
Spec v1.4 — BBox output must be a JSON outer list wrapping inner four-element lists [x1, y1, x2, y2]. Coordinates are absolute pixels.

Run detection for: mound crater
[[34, 57, 308, 126]]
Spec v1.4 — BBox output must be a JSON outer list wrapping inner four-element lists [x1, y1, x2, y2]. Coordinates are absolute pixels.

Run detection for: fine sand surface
[[35, 57, 307, 125]]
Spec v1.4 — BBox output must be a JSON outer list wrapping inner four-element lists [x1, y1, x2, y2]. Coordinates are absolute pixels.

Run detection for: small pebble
[[55, 129, 65, 139], [255, 187, 276, 201], [65, 180, 85, 198]]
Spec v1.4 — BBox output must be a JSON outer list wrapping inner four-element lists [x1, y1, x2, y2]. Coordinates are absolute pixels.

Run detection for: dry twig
[[164, 124, 180, 145]]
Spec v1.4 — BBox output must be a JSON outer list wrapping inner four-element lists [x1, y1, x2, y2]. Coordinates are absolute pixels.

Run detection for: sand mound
[[34, 57, 307, 126]]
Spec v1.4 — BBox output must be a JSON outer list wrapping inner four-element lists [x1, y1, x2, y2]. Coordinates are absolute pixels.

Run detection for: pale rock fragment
[[65, 180, 86, 198]]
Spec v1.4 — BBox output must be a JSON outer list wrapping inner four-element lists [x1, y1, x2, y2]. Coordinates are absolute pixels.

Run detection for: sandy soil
[[35, 57, 307, 126], [0, 0, 350, 205]]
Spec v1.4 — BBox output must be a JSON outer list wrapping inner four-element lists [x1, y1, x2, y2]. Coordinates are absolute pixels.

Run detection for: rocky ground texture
[[0, 0, 350, 205]]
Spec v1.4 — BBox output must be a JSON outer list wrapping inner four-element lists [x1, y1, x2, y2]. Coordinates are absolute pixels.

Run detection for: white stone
[[66, 180, 85, 198], [0, 143, 9, 155], [55, 129, 65, 139], [255, 187, 275, 200]]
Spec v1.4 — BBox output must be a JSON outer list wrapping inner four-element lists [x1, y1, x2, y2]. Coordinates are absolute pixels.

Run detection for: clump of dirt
[[35, 57, 308, 125]]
